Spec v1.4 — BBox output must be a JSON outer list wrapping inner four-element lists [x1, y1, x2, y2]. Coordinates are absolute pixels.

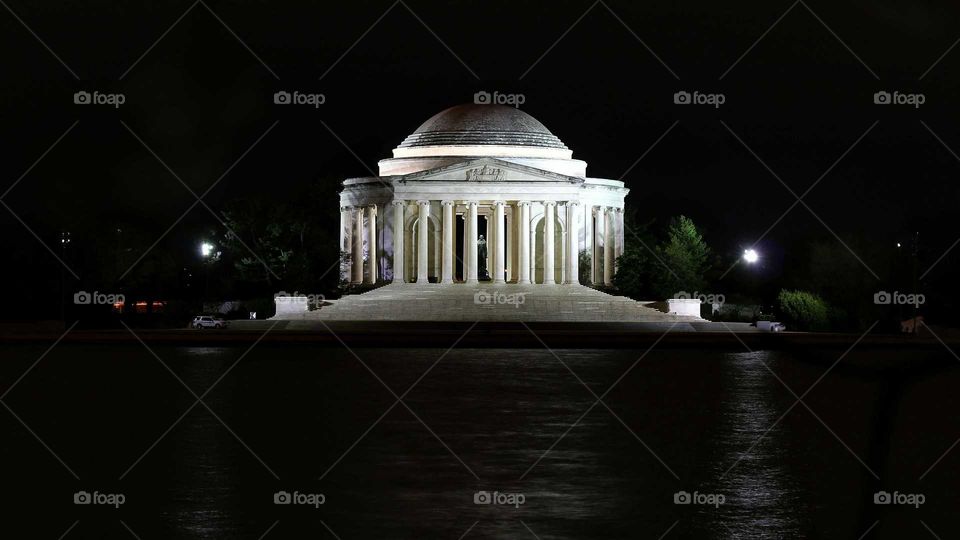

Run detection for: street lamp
[[199, 241, 219, 303], [743, 248, 759, 264]]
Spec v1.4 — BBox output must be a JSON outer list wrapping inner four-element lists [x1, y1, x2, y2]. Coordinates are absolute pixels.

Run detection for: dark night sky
[[2, 0, 959, 293]]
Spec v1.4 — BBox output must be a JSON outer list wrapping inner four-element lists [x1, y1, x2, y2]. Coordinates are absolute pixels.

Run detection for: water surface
[[1, 345, 957, 538]]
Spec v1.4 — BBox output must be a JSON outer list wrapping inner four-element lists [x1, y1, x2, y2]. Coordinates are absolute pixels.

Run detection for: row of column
[[600, 206, 617, 286], [344, 201, 620, 286], [398, 200, 584, 286], [400, 201, 489, 284], [345, 205, 378, 285]]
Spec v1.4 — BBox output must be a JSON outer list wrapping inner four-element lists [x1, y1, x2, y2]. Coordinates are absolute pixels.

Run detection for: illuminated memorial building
[[276, 104, 702, 322]]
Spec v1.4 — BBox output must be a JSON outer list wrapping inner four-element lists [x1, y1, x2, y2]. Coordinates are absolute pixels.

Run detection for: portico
[[342, 195, 623, 286], [344, 198, 623, 285]]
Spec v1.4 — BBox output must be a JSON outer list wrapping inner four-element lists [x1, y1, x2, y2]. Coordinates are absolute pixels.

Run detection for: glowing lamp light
[[200, 242, 214, 258], [743, 249, 759, 264]]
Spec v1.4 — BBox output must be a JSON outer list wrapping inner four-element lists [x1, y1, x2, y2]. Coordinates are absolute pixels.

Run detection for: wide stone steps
[[278, 284, 702, 322]]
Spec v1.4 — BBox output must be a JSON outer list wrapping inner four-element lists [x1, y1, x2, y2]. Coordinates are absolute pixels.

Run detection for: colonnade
[[342, 201, 623, 286]]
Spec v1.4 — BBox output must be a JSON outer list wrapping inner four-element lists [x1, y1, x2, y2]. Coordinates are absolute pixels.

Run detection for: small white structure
[[274, 295, 309, 316], [668, 298, 703, 318]]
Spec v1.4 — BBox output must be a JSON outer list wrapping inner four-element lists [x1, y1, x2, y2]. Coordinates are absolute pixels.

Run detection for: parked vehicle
[[191, 315, 228, 329], [756, 320, 786, 332]]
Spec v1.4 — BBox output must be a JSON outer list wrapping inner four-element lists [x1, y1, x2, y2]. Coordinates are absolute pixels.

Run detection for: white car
[[191, 315, 228, 329], [756, 320, 786, 332]]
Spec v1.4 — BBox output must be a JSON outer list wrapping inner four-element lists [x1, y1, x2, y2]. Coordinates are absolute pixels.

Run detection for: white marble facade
[[338, 104, 627, 287]]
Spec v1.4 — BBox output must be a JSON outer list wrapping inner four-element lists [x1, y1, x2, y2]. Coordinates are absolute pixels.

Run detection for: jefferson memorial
[[277, 104, 700, 321]]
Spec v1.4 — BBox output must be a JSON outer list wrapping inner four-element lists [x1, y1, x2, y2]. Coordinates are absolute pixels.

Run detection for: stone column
[[585, 204, 594, 284], [565, 202, 579, 285], [603, 207, 614, 286], [593, 206, 605, 284], [466, 202, 478, 283], [481, 214, 489, 277], [493, 201, 505, 283], [530, 229, 537, 282], [352, 206, 364, 284], [441, 200, 454, 284], [392, 201, 405, 284], [616, 208, 625, 257], [529, 205, 538, 283], [365, 205, 378, 284], [507, 206, 515, 281], [461, 206, 470, 281], [339, 207, 348, 253], [340, 206, 350, 282], [519, 202, 531, 284], [417, 200, 429, 283], [543, 201, 556, 285]]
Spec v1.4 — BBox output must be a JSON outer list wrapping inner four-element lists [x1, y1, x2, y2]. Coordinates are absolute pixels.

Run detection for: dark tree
[[613, 215, 714, 301]]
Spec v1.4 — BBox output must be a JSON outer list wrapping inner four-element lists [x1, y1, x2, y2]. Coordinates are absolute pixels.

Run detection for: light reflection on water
[[715, 352, 801, 538]]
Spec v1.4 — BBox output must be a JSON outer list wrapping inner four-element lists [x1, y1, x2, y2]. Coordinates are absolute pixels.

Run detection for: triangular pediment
[[400, 158, 583, 184]]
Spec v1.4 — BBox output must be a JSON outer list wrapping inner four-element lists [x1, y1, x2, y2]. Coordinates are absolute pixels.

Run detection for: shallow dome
[[380, 103, 585, 177], [397, 104, 569, 150]]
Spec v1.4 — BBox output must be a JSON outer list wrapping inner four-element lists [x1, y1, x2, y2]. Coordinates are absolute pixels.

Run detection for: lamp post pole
[[60, 231, 70, 325]]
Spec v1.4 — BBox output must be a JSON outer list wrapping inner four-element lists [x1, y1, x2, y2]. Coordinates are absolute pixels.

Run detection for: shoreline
[[1, 321, 957, 349]]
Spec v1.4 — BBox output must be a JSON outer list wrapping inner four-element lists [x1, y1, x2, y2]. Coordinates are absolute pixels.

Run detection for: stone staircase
[[274, 283, 703, 322]]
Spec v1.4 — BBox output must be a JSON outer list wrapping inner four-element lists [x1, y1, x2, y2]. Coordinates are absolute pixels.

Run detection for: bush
[[776, 289, 830, 331]]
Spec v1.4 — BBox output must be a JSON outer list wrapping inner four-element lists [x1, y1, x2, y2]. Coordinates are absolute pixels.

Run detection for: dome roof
[[397, 104, 569, 150]]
